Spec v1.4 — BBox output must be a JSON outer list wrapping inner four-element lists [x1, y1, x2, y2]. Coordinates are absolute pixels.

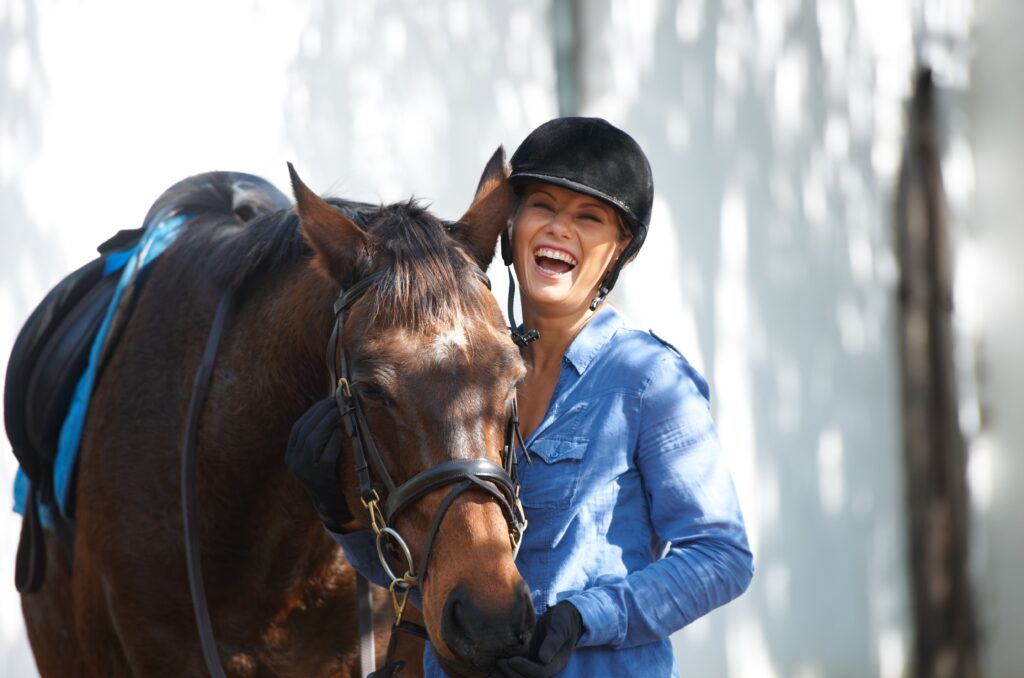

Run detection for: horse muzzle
[[438, 579, 534, 676]]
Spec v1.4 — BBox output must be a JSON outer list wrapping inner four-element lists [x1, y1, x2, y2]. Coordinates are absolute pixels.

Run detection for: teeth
[[535, 247, 578, 266]]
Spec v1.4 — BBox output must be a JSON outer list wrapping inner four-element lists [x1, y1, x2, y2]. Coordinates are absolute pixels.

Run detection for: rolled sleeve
[[570, 585, 625, 646], [570, 354, 753, 649]]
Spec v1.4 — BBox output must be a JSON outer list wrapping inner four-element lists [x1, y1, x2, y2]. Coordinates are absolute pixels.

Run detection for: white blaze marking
[[432, 322, 469, 362]]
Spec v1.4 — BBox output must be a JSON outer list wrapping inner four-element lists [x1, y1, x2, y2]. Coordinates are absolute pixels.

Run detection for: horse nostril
[[441, 582, 535, 664], [513, 580, 535, 650], [448, 599, 467, 635], [441, 588, 474, 659]]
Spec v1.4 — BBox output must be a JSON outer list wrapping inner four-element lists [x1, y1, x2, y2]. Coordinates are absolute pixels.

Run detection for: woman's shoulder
[[602, 320, 710, 402]]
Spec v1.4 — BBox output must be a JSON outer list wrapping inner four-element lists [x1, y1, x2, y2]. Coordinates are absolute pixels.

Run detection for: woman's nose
[[545, 210, 572, 238]]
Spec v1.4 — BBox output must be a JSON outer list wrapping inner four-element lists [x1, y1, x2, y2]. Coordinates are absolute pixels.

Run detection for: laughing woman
[[289, 117, 753, 677]]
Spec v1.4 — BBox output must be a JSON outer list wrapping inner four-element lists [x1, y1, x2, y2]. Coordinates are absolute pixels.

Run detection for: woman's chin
[[526, 284, 571, 307], [527, 293, 595, 318], [522, 268, 611, 317]]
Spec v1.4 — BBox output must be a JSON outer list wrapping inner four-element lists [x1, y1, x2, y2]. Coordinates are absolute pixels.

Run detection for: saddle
[[6, 229, 140, 493], [4, 171, 291, 593]]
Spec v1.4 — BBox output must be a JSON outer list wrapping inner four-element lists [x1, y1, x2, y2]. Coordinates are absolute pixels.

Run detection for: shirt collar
[[563, 305, 627, 374]]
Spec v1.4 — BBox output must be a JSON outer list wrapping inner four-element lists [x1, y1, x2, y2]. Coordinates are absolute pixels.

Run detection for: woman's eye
[[531, 201, 554, 212], [578, 212, 603, 223]]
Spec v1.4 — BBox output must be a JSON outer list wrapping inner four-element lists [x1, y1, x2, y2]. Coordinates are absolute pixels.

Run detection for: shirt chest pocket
[[519, 436, 588, 509]]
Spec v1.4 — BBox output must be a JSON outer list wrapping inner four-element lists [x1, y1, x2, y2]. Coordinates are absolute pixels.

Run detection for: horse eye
[[356, 382, 390, 406], [505, 378, 523, 404]]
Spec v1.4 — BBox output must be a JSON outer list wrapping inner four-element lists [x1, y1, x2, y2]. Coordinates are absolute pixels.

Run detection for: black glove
[[496, 601, 584, 677], [285, 397, 353, 532]]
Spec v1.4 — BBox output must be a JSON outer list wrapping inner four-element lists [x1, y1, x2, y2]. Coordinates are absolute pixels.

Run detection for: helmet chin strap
[[501, 230, 540, 348], [589, 234, 640, 311]]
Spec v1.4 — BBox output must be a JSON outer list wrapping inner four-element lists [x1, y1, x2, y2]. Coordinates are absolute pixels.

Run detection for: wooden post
[[894, 67, 979, 678]]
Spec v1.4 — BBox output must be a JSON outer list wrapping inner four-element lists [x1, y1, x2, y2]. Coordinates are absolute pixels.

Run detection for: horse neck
[[232, 260, 338, 403], [173, 260, 355, 629]]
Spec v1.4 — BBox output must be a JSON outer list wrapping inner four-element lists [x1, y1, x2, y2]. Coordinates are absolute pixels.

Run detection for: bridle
[[327, 267, 529, 674]]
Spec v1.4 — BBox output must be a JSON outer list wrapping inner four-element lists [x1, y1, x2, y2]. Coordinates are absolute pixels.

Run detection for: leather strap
[[367, 619, 430, 678], [500, 230, 538, 347], [182, 293, 235, 678], [14, 480, 45, 593], [382, 458, 516, 522]]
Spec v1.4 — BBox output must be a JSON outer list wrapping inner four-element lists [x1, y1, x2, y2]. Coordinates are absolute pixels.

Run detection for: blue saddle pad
[[12, 213, 187, 524]]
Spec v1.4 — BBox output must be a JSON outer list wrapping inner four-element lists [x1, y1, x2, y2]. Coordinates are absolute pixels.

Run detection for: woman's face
[[511, 183, 629, 316]]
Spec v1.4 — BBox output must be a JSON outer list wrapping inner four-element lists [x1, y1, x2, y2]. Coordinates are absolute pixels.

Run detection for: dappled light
[[600, 0, 972, 675], [4, 0, 1019, 676]]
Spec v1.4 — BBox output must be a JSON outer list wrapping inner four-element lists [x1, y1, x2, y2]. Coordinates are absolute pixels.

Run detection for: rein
[[182, 292, 235, 678]]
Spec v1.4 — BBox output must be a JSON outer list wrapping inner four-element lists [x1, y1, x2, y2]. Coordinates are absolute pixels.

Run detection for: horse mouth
[[433, 651, 505, 678]]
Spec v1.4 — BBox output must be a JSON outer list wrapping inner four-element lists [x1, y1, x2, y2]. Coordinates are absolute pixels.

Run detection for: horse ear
[[457, 146, 516, 269], [288, 163, 372, 284]]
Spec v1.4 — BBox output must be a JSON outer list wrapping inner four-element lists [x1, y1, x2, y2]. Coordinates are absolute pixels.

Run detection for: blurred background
[[1, 0, 1020, 676]]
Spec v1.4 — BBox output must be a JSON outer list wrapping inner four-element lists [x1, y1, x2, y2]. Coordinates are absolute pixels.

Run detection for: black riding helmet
[[506, 117, 654, 311]]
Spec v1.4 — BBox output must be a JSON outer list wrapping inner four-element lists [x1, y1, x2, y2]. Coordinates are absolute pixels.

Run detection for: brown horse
[[19, 151, 532, 677]]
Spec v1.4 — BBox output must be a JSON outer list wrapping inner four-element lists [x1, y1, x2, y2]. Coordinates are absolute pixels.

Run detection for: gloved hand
[[285, 397, 353, 532], [495, 601, 584, 677]]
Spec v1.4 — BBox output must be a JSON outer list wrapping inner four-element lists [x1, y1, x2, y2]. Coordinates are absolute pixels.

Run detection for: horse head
[[290, 151, 532, 676]]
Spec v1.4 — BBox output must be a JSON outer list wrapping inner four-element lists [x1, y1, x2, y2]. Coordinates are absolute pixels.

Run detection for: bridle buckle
[[337, 377, 353, 399], [388, 578, 414, 623], [362, 490, 386, 536]]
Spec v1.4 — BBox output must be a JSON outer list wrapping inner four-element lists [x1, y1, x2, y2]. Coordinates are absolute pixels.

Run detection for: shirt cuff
[[566, 588, 624, 648]]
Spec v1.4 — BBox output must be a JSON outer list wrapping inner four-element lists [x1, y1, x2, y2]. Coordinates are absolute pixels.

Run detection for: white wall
[[969, 1, 1024, 675], [581, 1, 972, 676]]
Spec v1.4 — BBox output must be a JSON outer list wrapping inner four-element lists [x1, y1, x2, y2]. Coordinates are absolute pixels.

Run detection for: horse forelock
[[364, 201, 489, 331]]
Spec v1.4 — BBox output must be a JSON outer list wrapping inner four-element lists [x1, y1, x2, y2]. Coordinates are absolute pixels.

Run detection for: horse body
[[71, 260, 352, 676], [19, 155, 528, 677]]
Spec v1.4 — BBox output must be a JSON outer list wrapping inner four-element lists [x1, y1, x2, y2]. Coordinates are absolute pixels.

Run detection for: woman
[[288, 117, 753, 676]]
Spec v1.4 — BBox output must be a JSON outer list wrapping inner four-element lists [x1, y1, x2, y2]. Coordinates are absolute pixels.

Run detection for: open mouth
[[533, 246, 578, 277]]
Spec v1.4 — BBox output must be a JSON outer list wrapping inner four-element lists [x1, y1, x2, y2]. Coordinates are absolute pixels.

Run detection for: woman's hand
[[284, 397, 353, 532], [495, 601, 584, 677]]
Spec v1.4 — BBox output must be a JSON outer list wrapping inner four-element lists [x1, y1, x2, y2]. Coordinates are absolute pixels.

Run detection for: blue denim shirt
[[332, 305, 753, 676]]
